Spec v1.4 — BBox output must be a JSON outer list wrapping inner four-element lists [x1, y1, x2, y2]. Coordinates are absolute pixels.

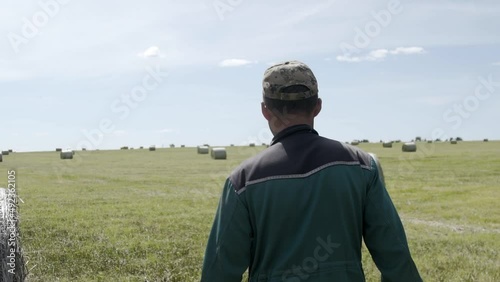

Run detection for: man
[[201, 60, 422, 281]]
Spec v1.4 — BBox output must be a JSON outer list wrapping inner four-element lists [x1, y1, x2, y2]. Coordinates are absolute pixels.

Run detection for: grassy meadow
[[0, 141, 499, 281]]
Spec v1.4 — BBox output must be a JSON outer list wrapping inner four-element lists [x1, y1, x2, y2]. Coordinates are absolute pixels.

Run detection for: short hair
[[263, 85, 318, 116]]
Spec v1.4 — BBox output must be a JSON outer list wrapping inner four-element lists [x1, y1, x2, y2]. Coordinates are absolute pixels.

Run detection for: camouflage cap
[[262, 60, 318, 100]]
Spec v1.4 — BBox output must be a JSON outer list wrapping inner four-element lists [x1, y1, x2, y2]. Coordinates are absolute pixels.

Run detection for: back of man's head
[[262, 60, 319, 116]]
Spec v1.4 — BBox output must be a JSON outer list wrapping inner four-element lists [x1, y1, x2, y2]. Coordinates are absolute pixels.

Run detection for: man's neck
[[271, 119, 314, 136]]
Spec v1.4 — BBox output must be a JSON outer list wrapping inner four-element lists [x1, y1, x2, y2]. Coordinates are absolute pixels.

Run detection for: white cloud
[[337, 47, 426, 63], [138, 46, 162, 58], [218, 59, 255, 67], [336, 55, 361, 63], [369, 49, 389, 59], [390, 47, 426, 55], [336, 49, 389, 62]]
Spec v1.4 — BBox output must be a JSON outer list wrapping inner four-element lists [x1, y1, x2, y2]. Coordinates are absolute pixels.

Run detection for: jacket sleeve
[[201, 179, 252, 282], [363, 157, 423, 282]]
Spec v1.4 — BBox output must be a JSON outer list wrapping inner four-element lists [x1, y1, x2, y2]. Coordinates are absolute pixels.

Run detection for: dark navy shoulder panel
[[229, 126, 373, 192]]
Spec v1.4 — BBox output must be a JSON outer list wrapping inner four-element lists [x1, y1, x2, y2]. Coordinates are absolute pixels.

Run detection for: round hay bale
[[427, 140, 433, 143], [120, 146, 128, 150], [368, 153, 385, 186], [450, 140, 458, 144], [483, 139, 489, 142], [382, 142, 392, 148], [0, 187, 27, 281], [149, 146, 156, 151], [197, 146, 209, 154], [402, 142, 417, 152], [1, 151, 9, 156], [60, 151, 74, 159], [169, 144, 175, 148], [211, 148, 227, 160], [249, 143, 255, 147], [8, 150, 12, 153], [351, 140, 359, 146], [55, 148, 62, 152], [180, 145, 185, 148], [0, 155, 2, 163]]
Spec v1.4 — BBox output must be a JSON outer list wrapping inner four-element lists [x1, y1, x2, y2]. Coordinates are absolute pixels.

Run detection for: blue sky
[[1, 0, 499, 152]]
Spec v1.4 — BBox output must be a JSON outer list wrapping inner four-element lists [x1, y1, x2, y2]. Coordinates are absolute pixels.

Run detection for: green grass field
[[1, 141, 499, 281]]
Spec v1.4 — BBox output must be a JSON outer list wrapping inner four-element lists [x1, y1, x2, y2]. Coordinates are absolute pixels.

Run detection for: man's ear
[[312, 98, 322, 117], [261, 102, 273, 121]]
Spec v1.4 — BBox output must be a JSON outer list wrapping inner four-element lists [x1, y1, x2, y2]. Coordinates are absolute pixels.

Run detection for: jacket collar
[[271, 124, 318, 145]]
